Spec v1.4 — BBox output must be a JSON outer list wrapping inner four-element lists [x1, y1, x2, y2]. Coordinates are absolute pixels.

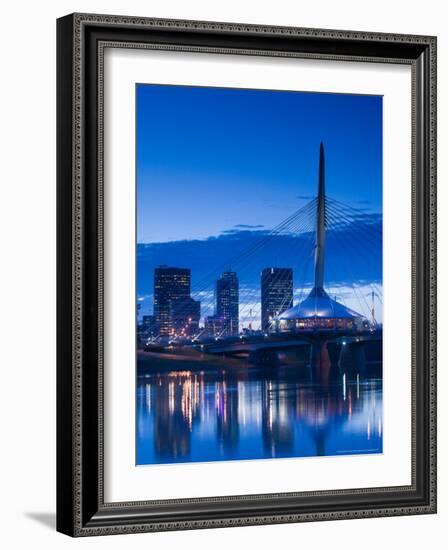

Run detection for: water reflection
[[137, 364, 382, 465]]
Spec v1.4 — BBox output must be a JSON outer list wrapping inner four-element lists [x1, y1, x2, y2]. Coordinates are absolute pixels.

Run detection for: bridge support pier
[[310, 341, 331, 387], [327, 342, 343, 383], [339, 341, 367, 378]]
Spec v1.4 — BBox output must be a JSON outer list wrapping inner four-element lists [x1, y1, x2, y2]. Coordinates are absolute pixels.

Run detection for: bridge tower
[[315, 142, 326, 291], [274, 142, 367, 333]]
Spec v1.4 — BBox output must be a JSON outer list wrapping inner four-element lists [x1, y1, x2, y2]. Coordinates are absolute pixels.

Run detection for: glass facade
[[216, 271, 239, 336], [170, 296, 201, 337], [153, 267, 191, 336], [261, 267, 293, 332]]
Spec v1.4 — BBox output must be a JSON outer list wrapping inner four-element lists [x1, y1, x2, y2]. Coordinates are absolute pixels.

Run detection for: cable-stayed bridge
[[142, 143, 382, 377]]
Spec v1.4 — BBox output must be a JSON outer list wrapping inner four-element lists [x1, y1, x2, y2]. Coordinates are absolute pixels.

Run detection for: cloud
[[219, 228, 269, 236], [137, 228, 383, 323], [234, 223, 265, 229], [137, 212, 382, 318]]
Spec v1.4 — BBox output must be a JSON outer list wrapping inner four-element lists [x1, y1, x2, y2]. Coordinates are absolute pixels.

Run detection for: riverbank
[[137, 348, 247, 376]]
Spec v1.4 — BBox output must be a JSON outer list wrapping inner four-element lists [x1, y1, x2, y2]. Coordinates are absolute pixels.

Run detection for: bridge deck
[[200, 329, 382, 355]]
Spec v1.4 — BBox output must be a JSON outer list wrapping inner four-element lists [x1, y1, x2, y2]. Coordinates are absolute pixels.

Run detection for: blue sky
[[137, 84, 382, 243], [136, 84, 383, 325]]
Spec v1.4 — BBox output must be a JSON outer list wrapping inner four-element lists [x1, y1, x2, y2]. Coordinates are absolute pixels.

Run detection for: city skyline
[[138, 261, 381, 342], [136, 86, 382, 328], [137, 209, 383, 328]]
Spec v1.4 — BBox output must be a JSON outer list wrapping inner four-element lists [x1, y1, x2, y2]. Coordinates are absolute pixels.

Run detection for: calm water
[[136, 358, 382, 465]]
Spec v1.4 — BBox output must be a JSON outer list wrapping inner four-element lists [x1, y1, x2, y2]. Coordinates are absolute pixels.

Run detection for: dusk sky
[[136, 84, 383, 324], [137, 84, 382, 243]]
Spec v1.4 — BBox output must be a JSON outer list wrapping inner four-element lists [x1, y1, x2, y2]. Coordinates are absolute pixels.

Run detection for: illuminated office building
[[216, 271, 239, 336], [154, 267, 191, 336], [261, 267, 293, 332]]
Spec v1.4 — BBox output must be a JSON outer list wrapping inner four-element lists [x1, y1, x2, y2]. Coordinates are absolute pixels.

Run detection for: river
[[136, 352, 382, 465]]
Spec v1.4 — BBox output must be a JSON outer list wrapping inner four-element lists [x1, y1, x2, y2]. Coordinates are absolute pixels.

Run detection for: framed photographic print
[[57, 13, 437, 536]]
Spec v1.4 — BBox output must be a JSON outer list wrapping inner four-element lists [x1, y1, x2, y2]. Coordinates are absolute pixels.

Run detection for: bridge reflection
[[136, 358, 382, 465]]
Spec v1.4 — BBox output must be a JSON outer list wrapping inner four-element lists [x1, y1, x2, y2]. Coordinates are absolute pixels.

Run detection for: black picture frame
[[57, 13, 437, 536]]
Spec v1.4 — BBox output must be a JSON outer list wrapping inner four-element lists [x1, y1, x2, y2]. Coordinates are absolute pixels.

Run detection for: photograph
[[53, 9, 437, 538], [135, 84, 383, 466]]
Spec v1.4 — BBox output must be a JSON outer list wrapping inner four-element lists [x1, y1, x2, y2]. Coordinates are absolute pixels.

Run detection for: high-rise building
[[154, 267, 191, 336], [216, 271, 239, 336], [261, 267, 293, 331], [142, 314, 157, 336], [170, 297, 201, 337], [137, 314, 157, 349], [204, 315, 226, 338]]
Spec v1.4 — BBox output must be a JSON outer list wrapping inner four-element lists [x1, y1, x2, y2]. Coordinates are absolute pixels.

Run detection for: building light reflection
[[137, 363, 383, 463]]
